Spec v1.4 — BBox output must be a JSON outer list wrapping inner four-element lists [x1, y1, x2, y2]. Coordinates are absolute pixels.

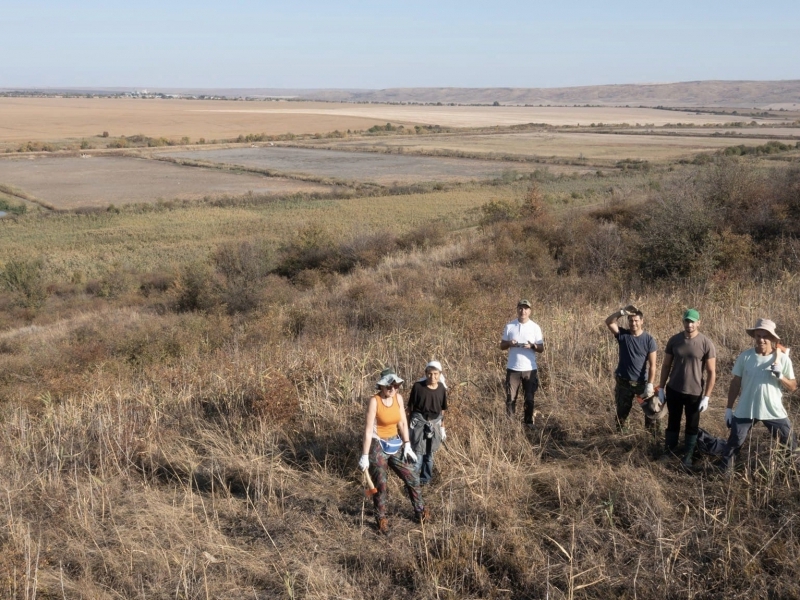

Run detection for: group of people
[[358, 299, 798, 533], [358, 361, 447, 533], [606, 305, 797, 470]]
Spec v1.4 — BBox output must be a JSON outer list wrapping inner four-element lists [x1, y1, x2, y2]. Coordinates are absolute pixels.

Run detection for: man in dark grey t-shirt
[[657, 308, 717, 468], [605, 305, 658, 432]]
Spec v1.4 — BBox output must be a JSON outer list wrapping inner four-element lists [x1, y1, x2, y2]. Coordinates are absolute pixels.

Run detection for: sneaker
[[377, 518, 389, 534], [415, 507, 430, 524]]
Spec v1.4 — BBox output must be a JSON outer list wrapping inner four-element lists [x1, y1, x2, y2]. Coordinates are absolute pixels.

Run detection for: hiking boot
[[376, 518, 389, 534], [415, 507, 430, 524]]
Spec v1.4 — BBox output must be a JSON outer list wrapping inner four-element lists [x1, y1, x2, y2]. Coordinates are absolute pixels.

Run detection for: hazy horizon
[[3, 1, 799, 89]]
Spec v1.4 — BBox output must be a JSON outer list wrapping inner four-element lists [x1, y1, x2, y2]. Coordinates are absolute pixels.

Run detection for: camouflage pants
[[615, 377, 644, 423], [615, 377, 659, 430], [368, 440, 424, 520]]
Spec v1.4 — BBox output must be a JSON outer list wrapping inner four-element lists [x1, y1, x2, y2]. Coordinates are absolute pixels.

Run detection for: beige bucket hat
[[745, 318, 780, 341]]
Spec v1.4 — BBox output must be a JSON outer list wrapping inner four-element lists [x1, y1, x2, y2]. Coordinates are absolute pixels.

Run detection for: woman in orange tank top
[[359, 367, 428, 533]]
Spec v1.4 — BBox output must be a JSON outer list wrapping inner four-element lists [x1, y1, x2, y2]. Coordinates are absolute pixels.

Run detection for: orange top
[[374, 395, 401, 439]]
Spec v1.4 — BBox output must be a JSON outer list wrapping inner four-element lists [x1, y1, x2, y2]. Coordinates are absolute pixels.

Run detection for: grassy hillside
[[1, 157, 799, 598]]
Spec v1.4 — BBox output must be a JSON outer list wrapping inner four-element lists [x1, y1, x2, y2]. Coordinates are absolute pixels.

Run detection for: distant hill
[[299, 81, 800, 108], [4, 80, 799, 108]]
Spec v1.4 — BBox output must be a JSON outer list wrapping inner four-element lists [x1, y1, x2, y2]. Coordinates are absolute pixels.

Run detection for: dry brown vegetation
[[0, 98, 769, 148], [2, 156, 800, 598]]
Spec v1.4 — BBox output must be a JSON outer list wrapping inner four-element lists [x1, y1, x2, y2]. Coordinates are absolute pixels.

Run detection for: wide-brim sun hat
[[376, 367, 404, 388], [746, 318, 780, 341]]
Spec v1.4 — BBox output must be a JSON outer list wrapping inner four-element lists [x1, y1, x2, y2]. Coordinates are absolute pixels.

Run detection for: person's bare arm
[[605, 310, 623, 335], [361, 396, 378, 456], [500, 339, 514, 350], [533, 341, 544, 353], [726, 375, 742, 409], [778, 375, 798, 393], [703, 357, 717, 397], [646, 351, 657, 385], [658, 354, 674, 390]]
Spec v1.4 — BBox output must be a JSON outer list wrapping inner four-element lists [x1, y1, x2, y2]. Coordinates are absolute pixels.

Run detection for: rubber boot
[[658, 431, 679, 462], [682, 434, 698, 470]]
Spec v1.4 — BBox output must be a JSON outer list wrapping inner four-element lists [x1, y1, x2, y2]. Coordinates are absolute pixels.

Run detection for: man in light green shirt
[[721, 318, 798, 470]]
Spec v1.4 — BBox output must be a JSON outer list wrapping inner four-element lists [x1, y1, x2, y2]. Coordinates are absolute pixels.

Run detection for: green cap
[[683, 308, 700, 322]]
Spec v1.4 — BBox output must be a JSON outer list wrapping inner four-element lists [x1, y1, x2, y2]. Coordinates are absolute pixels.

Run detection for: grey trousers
[[721, 416, 796, 468]]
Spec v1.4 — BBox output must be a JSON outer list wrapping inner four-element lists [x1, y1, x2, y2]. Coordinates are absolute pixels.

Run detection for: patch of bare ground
[[164, 146, 595, 184], [0, 155, 327, 209]]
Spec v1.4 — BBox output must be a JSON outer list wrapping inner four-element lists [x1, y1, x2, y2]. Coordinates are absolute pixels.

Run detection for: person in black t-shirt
[[605, 305, 658, 433], [407, 361, 448, 485]]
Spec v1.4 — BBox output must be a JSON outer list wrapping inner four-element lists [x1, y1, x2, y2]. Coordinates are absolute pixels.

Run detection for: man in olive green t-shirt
[[657, 309, 717, 468]]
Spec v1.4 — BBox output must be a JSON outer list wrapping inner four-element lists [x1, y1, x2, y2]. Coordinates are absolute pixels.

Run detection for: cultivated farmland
[[0, 155, 327, 209], [290, 130, 797, 163], [0, 97, 784, 147], [164, 146, 594, 184]]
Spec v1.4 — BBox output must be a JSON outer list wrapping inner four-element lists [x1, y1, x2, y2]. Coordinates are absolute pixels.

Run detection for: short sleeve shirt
[[732, 349, 795, 420], [408, 381, 448, 420], [502, 319, 544, 371], [664, 332, 716, 396], [615, 328, 657, 383]]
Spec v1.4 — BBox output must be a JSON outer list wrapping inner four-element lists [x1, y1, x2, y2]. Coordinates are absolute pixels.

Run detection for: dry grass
[[301, 131, 798, 163], [0, 98, 391, 144], [0, 183, 519, 282], [2, 254, 799, 598], [2, 159, 800, 598], [0, 98, 758, 147]]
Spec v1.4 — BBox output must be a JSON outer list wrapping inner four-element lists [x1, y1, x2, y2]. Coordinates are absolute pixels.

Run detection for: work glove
[[645, 383, 654, 398], [725, 408, 733, 428], [358, 455, 369, 472], [770, 363, 782, 378], [440, 426, 446, 442], [403, 442, 418, 463], [699, 396, 709, 412], [658, 388, 666, 405]]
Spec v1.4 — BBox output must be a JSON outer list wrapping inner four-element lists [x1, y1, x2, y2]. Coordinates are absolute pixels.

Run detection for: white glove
[[358, 455, 369, 472], [645, 383, 654, 398], [770, 363, 782, 378], [440, 426, 446, 442], [699, 396, 709, 412], [658, 388, 666, 405], [403, 442, 417, 463], [725, 408, 733, 428]]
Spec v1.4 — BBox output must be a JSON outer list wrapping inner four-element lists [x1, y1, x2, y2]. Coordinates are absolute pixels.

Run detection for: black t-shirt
[[408, 381, 448, 420]]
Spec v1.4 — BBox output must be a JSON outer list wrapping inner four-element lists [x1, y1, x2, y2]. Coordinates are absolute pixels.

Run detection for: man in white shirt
[[500, 299, 544, 427], [721, 318, 797, 471]]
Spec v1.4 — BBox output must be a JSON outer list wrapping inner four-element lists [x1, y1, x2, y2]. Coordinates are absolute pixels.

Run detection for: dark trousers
[[721, 417, 796, 468], [665, 387, 702, 437], [505, 369, 539, 424]]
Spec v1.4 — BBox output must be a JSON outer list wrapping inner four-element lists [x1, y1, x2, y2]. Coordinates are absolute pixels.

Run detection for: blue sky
[[3, 0, 799, 89]]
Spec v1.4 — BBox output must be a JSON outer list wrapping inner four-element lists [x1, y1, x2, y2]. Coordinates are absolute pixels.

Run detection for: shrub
[[213, 240, 275, 313], [173, 261, 216, 312], [1, 257, 48, 309]]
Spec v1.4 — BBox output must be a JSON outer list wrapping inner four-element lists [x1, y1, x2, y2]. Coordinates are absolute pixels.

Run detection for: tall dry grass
[[1, 158, 800, 598]]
